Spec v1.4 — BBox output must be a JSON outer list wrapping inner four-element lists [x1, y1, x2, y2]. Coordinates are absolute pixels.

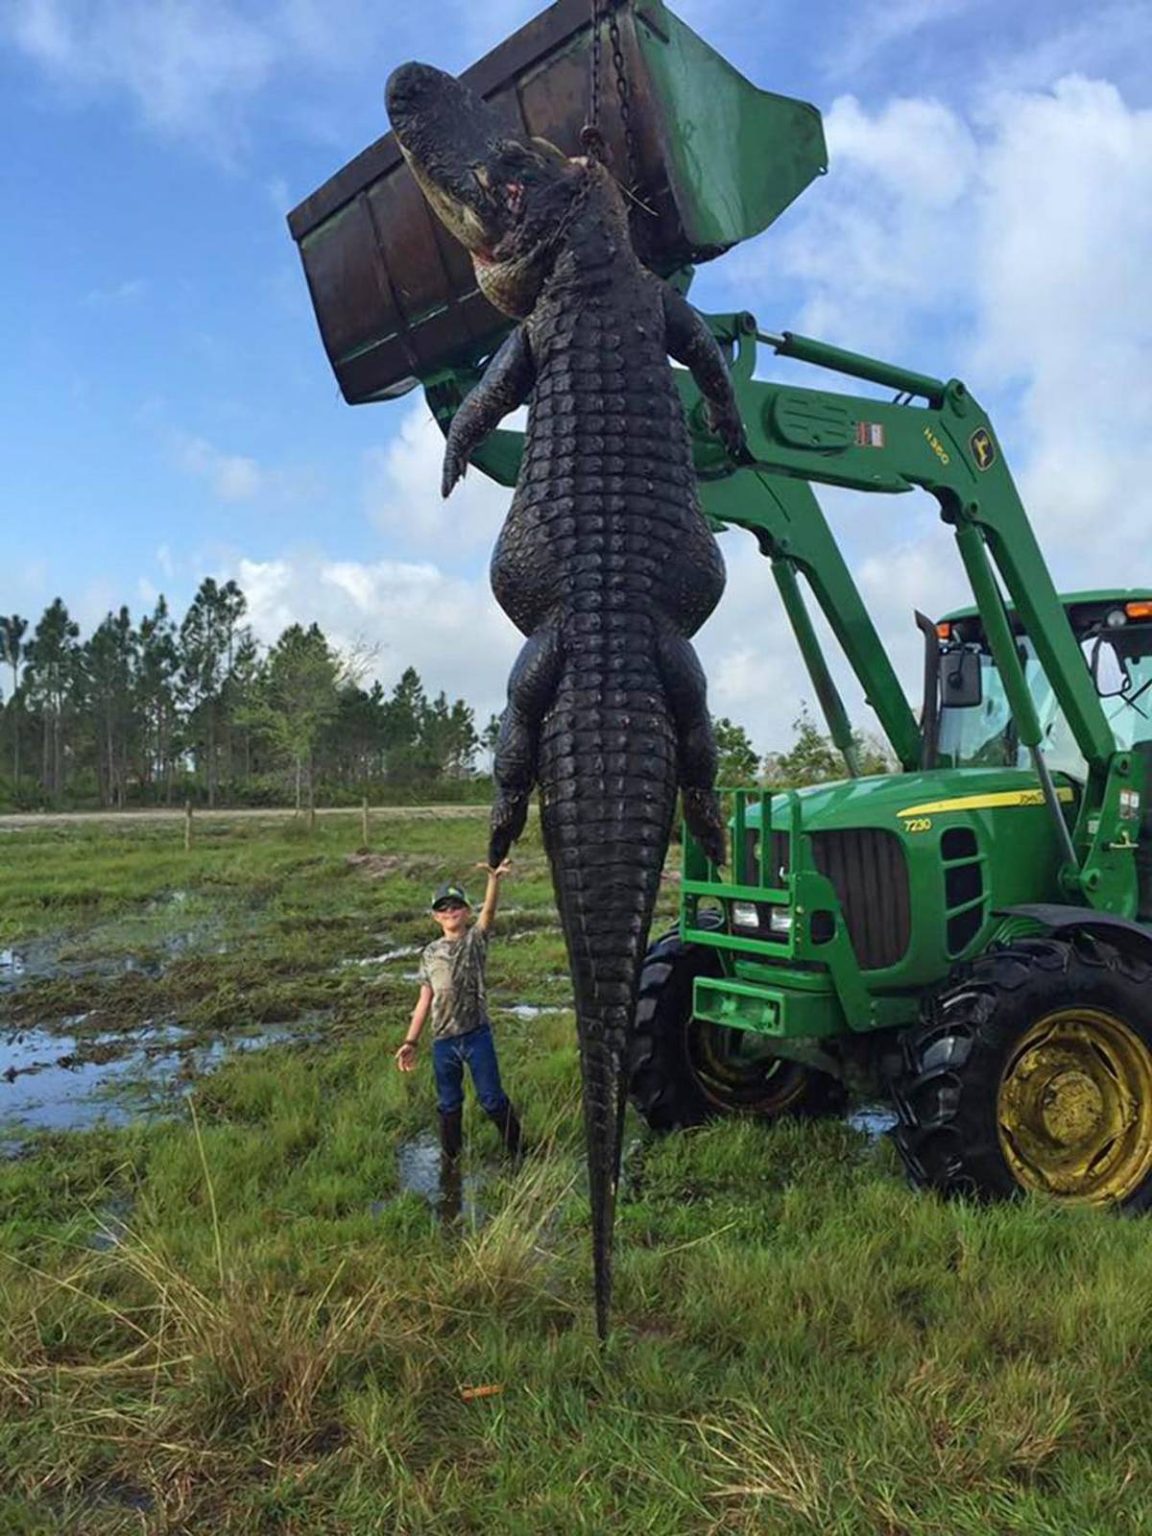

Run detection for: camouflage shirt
[[417, 925, 490, 1040]]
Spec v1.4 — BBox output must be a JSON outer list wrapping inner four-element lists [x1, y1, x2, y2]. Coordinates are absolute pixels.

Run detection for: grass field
[[2, 813, 1152, 1534]]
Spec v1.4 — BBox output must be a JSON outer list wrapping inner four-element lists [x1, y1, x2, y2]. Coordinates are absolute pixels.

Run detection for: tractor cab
[[936, 591, 1152, 782]]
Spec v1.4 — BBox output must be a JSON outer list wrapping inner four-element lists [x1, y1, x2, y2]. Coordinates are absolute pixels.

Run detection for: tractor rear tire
[[892, 934, 1152, 1208], [629, 925, 847, 1132]]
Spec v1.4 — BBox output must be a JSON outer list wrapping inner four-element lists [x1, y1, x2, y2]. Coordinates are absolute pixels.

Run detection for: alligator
[[386, 62, 744, 1338]]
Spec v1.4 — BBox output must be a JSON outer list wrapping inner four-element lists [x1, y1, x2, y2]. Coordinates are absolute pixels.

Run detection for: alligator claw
[[706, 398, 747, 459], [441, 451, 466, 498]]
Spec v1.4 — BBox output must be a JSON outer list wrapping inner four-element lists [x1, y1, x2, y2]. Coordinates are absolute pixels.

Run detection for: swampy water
[[1, 902, 346, 1148], [1, 1016, 307, 1149]]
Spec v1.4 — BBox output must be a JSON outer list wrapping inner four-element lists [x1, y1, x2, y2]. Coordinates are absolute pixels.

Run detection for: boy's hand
[[395, 1041, 418, 1072], [476, 860, 512, 879]]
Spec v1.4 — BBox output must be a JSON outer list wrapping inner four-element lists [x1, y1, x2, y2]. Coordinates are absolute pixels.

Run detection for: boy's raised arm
[[475, 860, 512, 934]]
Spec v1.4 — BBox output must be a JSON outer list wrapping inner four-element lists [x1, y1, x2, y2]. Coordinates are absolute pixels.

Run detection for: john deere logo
[[970, 428, 996, 471]]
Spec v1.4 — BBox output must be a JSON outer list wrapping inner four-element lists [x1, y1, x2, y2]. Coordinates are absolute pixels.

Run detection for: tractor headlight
[[730, 902, 793, 937]]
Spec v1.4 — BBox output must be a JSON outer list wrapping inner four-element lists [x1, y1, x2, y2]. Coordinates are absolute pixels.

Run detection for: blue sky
[[2, 0, 1150, 750]]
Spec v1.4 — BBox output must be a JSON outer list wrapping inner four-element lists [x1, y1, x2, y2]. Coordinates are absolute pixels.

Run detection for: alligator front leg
[[661, 285, 747, 459], [441, 325, 535, 498]]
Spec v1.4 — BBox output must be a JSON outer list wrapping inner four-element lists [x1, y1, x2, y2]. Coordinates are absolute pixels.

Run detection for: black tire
[[892, 934, 1152, 1208], [629, 924, 846, 1131]]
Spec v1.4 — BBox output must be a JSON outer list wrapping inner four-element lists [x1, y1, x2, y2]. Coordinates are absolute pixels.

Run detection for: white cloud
[[0, 0, 549, 151], [711, 71, 1152, 756], [231, 552, 521, 722], [822, 0, 987, 80], [979, 2, 1152, 102], [725, 92, 981, 355], [6, 0, 277, 143], [973, 77, 1152, 570], [362, 401, 515, 558], [175, 436, 265, 502]]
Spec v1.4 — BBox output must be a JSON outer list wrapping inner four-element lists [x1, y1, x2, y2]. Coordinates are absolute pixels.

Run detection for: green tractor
[[289, 0, 1152, 1207], [619, 319, 1152, 1211]]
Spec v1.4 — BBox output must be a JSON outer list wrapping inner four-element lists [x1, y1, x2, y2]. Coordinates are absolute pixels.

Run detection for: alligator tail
[[544, 632, 680, 1339], [490, 612, 723, 1337]]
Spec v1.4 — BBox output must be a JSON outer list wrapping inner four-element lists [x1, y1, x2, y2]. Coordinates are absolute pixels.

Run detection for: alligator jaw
[[386, 62, 584, 317], [386, 63, 507, 255]]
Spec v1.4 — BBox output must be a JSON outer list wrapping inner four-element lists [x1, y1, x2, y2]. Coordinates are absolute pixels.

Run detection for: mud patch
[[0, 918, 220, 996], [346, 853, 445, 880]]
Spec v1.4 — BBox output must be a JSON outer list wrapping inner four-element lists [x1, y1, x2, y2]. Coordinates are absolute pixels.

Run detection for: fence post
[[361, 795, 370, 849], [184, 800, 193, 852]]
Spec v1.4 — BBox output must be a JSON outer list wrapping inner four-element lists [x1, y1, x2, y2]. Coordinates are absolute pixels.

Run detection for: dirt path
[[0, 804, 489, 829]]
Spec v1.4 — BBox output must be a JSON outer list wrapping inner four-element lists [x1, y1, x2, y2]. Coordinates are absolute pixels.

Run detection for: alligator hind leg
[[657, 626, 727, 866], [490, 620, 564, 865]]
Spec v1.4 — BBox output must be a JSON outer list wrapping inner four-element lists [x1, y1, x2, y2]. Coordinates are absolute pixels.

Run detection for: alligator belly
[[491, 472, 725, 640]]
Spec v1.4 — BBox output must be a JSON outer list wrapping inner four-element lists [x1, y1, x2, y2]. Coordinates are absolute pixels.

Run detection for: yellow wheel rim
[[998, 1007, 1152, 1203], [689, 1021, 807, 1115]]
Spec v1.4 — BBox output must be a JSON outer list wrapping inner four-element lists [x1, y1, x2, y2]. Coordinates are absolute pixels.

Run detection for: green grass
[[3, 815, 1152, 1533]]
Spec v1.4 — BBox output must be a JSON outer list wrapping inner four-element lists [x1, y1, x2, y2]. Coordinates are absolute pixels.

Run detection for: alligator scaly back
[[387, 64, 743, 1336]]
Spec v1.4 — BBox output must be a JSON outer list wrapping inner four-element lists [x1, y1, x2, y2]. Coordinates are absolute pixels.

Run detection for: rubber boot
[[439, 1108, 463, 1161], [438, 1109, 464, 1223], [487, 1101, 523, 1161]]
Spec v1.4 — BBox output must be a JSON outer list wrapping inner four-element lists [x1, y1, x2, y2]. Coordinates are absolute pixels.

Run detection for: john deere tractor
[[629, 374, 1152, 1209], [290, 0, 1152, 1207]]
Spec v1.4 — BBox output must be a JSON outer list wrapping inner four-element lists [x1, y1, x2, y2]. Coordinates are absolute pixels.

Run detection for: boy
[[396, 861, 522, 1164]]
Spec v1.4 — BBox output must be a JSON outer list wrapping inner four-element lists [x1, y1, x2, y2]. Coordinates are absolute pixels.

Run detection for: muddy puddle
[[0, 929, 214, 993], [1, 1019, 312, 1151], [848, 1104, 898, 1139], [498, 1002, 569, 1019], [376, 1129, 484, 1225], [85, 1196, 134, 1252], [339, 945, 423, 969]]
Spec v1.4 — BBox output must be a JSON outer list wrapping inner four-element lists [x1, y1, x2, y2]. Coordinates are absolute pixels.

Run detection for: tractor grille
[[742, 827, 790, 886], [809, 828, 910, 970]]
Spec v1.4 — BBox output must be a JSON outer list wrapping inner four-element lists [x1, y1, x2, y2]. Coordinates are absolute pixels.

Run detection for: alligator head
[[386, 62, 593, 317]]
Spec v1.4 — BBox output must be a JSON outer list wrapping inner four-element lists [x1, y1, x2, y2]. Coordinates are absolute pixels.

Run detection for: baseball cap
[[431, 882, 470, 911]]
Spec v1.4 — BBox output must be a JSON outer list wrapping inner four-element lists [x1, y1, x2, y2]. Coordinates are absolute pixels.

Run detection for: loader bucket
[[287, 0, 826, 404]]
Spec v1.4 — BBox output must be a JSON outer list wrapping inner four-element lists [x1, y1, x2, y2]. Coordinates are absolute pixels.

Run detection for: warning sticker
[[969, 427, 996, 470], [855, 421, 885, 449]]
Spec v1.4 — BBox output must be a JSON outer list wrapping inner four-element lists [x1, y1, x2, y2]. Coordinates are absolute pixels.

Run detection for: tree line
[[0, 582, 893, 812], [0, 581, 482, 811]]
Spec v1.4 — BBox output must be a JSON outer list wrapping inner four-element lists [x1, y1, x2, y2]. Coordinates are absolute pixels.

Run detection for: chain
[[580, 0, 606, 163], [606, 3, 640, 204], [576, 0, 654, 246]]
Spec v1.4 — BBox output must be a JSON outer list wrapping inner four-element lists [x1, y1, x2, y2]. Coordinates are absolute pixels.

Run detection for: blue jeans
[[432, 1023, 508, 1115]]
